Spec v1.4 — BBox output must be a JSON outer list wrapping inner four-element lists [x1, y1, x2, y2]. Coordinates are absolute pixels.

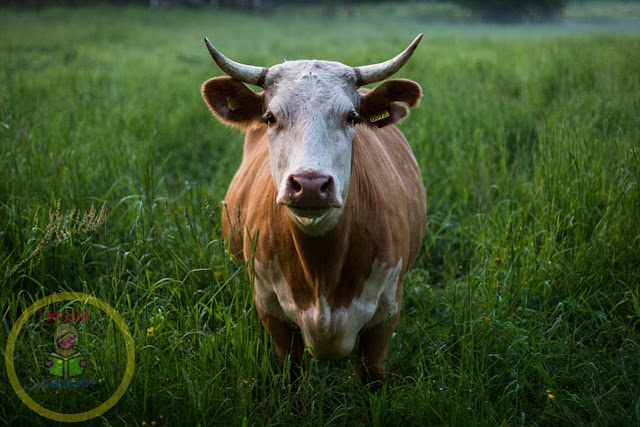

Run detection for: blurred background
[[3, 0, 640, 24]]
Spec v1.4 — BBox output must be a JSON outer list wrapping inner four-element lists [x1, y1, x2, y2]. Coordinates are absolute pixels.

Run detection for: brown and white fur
[[202, 55, 426, 388]]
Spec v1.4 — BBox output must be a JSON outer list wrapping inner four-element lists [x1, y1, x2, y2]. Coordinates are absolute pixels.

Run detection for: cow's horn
[[204, 37, 269, 87], [353, 33, 423, 86]]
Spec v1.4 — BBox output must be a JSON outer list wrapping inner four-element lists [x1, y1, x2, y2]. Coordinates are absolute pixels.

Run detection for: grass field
[[1, 4, 640, 426]]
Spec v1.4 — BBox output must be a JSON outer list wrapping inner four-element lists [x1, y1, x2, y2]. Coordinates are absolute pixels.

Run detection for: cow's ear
[[201, 77, 264, 128], [359, 79, 422, 128]]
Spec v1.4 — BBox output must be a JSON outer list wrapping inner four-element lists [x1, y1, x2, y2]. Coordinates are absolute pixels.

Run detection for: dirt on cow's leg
[[257, 310, 307, 383], [355, 315, 398, 392]]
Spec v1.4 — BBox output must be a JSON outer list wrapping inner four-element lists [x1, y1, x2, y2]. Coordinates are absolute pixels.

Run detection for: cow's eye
[[264, 112, 277, 125], [346, 111, 359, 125]]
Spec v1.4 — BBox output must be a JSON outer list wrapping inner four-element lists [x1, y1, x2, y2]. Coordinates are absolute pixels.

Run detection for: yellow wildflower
[[146, 327, 155, 337]]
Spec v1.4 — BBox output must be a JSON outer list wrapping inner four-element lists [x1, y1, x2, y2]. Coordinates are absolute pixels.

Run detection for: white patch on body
[[254, 257, 403, 360]]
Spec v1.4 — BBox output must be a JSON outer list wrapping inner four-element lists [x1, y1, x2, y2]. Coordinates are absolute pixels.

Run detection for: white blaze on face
[[263, 61, 359, 232]]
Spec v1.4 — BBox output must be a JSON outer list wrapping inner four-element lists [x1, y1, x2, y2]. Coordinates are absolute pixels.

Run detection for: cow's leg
[[355, 314, 398, 391], [257, 309, 307, 381]]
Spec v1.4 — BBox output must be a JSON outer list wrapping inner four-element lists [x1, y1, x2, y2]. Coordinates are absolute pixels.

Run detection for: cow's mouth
[[287, 205, 333, 218], [276, 172, 343, 217]]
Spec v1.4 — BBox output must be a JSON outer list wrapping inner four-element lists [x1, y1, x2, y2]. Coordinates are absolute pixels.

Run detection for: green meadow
[[1, 4, 639, 426]]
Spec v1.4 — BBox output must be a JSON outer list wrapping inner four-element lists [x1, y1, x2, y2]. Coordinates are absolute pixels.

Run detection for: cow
[[201, 34, 426, 389]]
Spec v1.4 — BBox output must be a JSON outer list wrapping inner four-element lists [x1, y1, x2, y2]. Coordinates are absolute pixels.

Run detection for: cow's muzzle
[[277, 171, 342, 215]]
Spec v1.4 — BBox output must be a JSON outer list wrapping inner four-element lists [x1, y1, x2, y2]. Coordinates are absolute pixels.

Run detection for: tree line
[[5, 0, 632, 22]]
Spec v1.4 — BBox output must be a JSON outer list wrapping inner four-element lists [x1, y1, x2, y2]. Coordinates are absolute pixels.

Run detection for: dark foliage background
[[452, 0, 565, 22], [0, 0, 567, 21], [3, 0, 640, 22]]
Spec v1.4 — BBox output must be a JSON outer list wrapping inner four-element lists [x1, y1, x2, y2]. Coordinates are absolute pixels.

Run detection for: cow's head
[[202, 35, 422, 235]]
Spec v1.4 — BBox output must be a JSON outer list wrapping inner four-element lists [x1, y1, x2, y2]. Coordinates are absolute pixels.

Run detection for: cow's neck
[[284, 205, 352, 300]]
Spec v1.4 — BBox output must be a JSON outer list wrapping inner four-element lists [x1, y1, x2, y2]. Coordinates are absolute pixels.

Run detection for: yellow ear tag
[[370, 110, 390, 123], [225, 96, 238, 111]]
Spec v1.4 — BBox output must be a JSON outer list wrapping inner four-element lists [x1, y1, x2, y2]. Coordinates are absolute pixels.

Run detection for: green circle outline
[[4, 292, 135, 423]]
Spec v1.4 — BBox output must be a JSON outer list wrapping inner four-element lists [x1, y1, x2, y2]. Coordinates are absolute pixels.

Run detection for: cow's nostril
[[320, 178, 333, 195], [288, 177, 302, 193]]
